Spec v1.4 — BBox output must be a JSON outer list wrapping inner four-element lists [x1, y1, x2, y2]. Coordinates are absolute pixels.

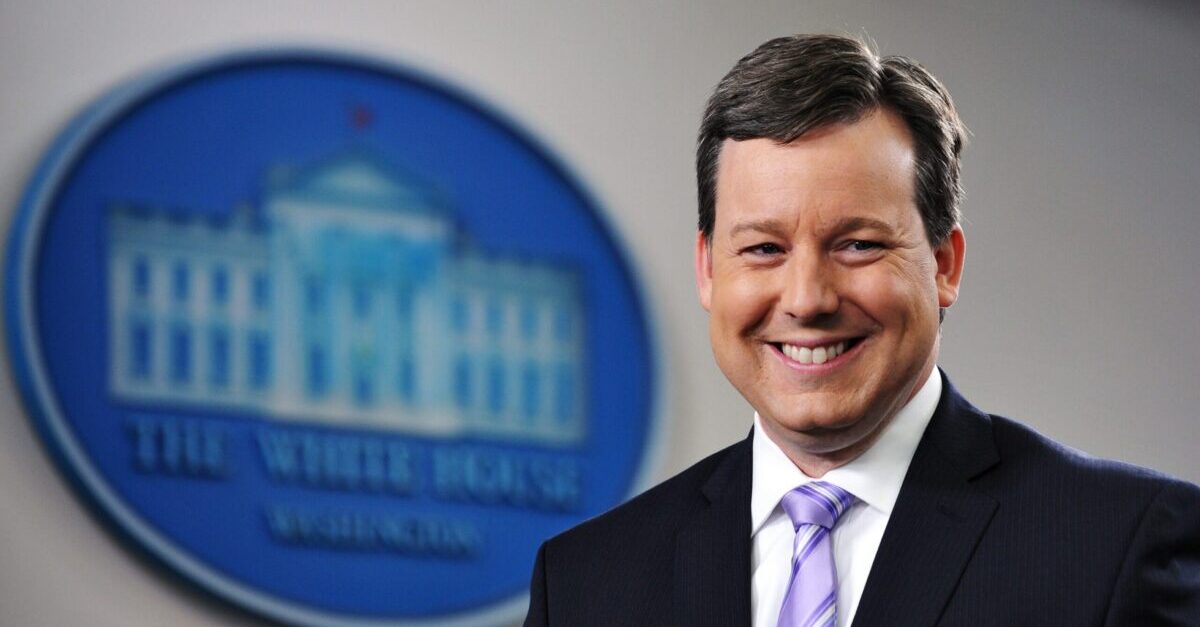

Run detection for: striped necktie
[[776, 481, 855, 627]]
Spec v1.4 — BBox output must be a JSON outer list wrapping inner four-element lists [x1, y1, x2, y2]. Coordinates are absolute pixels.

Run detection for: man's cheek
[[718, 268, 770, 299]]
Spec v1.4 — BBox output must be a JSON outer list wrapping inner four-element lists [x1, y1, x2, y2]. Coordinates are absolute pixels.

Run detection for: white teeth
[[781, 340, 850, 365]]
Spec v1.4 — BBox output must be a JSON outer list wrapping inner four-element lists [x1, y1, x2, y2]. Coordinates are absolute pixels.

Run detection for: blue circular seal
[[5, 49, 661, 626]]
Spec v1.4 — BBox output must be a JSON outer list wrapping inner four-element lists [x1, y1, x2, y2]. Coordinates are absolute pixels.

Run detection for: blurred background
[[1, 1, 1197, 625]]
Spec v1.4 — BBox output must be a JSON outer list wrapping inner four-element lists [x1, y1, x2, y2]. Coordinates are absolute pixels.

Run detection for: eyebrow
[[726, 215, 897, 239], [727, 218, 789, 239], [824, 216, 897, 234]]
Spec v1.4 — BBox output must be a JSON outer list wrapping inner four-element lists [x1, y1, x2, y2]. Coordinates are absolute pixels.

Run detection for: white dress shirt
[[750, 368, 941, 627]]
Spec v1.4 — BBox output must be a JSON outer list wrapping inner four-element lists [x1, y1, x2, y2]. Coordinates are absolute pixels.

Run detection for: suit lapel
[[675, 435, 753, 627], [851, 376, 1000, 627]]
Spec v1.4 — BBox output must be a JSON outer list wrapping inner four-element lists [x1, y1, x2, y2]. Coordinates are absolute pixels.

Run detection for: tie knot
[[780, 481, 855, 530]]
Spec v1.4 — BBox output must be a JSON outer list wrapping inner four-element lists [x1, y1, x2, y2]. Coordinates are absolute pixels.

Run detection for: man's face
[[695, 108, 965, 470]]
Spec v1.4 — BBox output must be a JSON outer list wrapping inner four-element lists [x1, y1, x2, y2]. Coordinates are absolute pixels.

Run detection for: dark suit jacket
[[524, 375, 1200, 626]]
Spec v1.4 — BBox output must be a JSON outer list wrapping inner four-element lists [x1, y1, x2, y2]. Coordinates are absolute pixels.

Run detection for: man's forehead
[[722, 107, 911, 163], [711, 111, 917, 229], [718, 115, 914, 176]]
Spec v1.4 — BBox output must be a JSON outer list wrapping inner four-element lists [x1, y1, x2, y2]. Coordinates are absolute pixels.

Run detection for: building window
[[209, 326, 230, 388], [252, 273, 271, 312], [520, 301, 539, 341], [454, 354, 472, 409], [554, 364, 574, 423], [353, 371, 373, 407], [304, 275, 324, 315], [132, 257, 151, 299], [522, 361, 540, 420], [352, 283, 372, 320], [350, 345, 374, 407], [396, 285, 414, 318], [170, 323, 192, 384], [306, 345, 327, 397], [486, 297, 504, 336], [172, 262, 190, 303], [554, 306, 572, 342], [211, 266, 229, 305], [129, 319, 152, 379], [249, 331, 271, 391], [452, 296, 469, 334], [397, 354, 415, 403], [487, 357, 506, 415]]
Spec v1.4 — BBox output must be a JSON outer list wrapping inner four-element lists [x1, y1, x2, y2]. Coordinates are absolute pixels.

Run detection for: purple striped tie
[[776, 482, 855, 627]]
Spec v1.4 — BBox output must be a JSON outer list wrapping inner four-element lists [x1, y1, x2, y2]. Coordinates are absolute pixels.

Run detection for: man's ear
[[935, 226, 966, 309], [694, 230, 713, 312]]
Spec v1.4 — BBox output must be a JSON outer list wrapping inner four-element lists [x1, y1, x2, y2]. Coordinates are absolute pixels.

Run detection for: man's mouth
[[772, 338, 864, 365]]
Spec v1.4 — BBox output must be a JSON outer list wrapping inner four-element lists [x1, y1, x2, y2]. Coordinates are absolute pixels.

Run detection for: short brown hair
[[697, 34, 966, 245]]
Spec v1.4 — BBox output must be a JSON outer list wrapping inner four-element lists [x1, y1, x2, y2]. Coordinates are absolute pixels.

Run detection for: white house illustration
[[106, 149, 585, 446]]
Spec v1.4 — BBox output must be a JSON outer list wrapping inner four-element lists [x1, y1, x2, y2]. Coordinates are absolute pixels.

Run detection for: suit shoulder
[[985, 416, 1200, 622], [988, 413, 1199, 498], [543, 438, 746, 552]]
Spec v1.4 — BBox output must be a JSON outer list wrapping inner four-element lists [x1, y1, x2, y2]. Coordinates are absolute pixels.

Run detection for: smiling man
[[525, 34, 1200, 627], [699, 108, 961, 480]]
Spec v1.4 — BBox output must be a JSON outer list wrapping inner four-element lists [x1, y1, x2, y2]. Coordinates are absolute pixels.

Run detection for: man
[[524, 34, 1200, 627]]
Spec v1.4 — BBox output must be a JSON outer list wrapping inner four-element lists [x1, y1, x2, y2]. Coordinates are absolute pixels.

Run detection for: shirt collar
[[750, 367, 942, 536]]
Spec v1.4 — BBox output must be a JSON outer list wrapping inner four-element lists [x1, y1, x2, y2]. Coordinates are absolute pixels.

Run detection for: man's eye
[[744, 243, 783, 256], [846, 240, 881, 252]]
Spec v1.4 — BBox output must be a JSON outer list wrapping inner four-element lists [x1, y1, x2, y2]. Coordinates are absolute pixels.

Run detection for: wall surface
[[1, 1, 1197, 625]]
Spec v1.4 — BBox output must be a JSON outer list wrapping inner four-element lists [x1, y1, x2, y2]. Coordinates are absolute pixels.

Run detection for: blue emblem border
[[3, 46, 669, 627]]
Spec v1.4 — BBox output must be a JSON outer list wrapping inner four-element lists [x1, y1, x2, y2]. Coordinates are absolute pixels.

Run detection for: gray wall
[[1, 1, 1197, 625]]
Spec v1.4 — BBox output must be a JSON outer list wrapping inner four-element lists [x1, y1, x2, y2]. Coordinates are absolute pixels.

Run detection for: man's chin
[[760, 411, 869, 446]]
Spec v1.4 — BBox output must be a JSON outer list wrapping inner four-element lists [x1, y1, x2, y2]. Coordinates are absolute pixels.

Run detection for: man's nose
[[779, 254, 839, 322]]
